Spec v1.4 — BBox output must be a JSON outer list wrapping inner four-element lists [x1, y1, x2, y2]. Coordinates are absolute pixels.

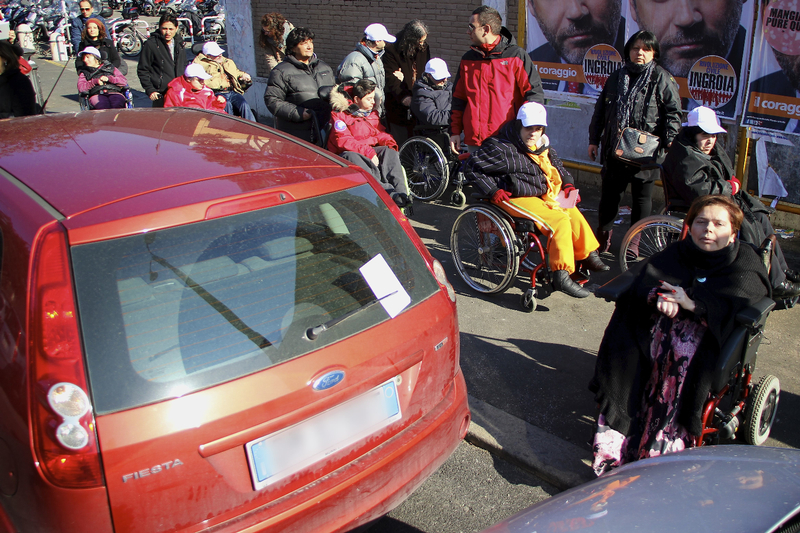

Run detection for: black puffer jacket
[[464, 119, 574, 199], [411, 76, 452, 128], [589, 63, 681, 165], [136, 31, 186, 97], [264, 54, 335, 144]]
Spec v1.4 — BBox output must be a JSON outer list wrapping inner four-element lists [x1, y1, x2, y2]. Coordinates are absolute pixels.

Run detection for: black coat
[[136, 31, 186, 96], [411, 77, 452, 129], [464, 120, 574, 199], [264, 54, 335, 143], [76, 37, 122, 72], [589, 238, 770, 438], [383, 42, 430, 127], [0, 68, 36, 118], [589, 63, 682, 165]]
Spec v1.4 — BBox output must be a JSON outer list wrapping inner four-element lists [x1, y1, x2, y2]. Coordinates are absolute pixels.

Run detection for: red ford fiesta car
[[0, 109, 469, 532]]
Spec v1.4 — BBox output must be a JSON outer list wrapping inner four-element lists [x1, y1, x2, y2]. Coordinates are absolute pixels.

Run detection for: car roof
[[0, 109, 352, 218]]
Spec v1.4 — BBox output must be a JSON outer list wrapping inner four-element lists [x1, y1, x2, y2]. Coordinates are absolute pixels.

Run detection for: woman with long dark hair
[[588, 30, 682, 256], [259, 12, 293, 77], [0, 41, 36, 118], [383, 20, 430, 143]]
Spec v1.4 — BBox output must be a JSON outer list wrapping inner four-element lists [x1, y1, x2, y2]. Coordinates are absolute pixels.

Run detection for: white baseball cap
[[517, 102, 547, 127], [202, 41, 225, 57], [185, 63, 211, 80], [79, 46, 101, 58], [682, 106, 726, 134], [424, 58, 450, 80], [364, 23, 396, 43]]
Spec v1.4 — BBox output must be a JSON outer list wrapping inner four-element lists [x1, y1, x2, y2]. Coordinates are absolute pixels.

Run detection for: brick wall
[[250, 0, 521, 80]]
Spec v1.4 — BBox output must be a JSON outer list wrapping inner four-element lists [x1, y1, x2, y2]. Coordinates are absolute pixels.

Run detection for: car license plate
[[245, 379, 402, 490]]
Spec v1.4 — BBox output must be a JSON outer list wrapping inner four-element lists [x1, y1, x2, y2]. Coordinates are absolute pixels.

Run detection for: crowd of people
[[1, 5, 798, 479]]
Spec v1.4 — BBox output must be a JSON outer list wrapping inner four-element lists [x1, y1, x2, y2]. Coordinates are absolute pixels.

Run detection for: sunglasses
[[80, 7, 92, 11]]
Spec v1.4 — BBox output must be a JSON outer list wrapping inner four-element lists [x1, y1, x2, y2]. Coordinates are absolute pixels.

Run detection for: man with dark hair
[[137, 13, 186, 108], [337, 23, 397, 116], [265, 27, 335, 144], [69, 0, 106, 55], [450, 6, 544, 153], [630, 0, 746, 117]]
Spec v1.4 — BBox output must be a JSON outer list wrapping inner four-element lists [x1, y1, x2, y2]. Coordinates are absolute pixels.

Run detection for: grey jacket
[[336, 42, 385, 113]]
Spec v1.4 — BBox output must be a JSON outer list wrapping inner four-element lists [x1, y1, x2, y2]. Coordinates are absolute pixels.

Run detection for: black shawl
[[589, 238, 770, 437]]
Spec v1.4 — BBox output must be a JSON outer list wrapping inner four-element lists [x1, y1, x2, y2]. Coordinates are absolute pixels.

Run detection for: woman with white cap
[[411, 58, 452, 130], [663, 105, 800, 300], [76, 46, 128, 109], [464, 102, 608, 299]]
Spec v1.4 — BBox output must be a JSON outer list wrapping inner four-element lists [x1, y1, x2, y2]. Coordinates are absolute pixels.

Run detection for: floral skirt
[[592, 313, 707, 476]]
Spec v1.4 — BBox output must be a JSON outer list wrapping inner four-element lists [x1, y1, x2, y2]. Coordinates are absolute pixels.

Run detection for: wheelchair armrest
[[735, 297, 775, 329], [595, 270, 637, 302]]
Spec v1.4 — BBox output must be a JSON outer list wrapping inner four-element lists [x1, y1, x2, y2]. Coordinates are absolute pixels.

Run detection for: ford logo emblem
[[312, 370, 345, 391]]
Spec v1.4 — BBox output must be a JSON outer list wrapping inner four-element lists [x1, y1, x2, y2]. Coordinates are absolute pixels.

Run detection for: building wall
[[248, 0, 518, 81]]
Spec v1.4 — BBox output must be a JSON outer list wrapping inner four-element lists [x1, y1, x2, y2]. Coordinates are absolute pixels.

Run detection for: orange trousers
[[499, 197, 600, 274]]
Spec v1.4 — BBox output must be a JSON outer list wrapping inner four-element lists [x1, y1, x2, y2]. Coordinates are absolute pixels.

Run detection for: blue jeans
[[216, 91, 256, 121]]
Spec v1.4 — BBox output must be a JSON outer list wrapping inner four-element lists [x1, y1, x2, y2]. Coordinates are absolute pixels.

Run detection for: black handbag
[[613, 127, 660, 167]]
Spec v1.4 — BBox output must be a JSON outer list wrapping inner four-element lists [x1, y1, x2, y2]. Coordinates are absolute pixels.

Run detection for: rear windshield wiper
[[306, 291, 397, 341]]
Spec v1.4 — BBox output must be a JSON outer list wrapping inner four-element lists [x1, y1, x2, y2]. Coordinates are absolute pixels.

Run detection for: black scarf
[[615, 60, 656, 135]]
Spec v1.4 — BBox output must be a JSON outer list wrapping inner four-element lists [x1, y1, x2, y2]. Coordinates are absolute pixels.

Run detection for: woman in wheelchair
[[662, 106, 800, 301], [77, 46, 128, 110], [590, 195, 771, 476], [464, 102, 608, 299]]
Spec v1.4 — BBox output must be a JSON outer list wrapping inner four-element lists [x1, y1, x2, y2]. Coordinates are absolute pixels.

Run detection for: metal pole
[[735, 126, 751, 191]]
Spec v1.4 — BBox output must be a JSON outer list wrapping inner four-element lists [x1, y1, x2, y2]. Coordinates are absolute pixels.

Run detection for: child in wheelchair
[[590, 195, 772, 475], [464, 102, 609, 298], [410, 58, 452, 137], [77, 46, 129, 110], [328, 79, 412, 212]]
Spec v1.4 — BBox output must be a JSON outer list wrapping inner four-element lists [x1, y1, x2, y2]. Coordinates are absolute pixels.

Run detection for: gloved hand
[[561, 185, 581, 204], [728, 177, 741, 195], [492, 189, 511, 204]]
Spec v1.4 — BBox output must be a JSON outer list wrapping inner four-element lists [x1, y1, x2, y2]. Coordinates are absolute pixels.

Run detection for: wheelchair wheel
[[450, 205, 518, 294], [521, 288, 536, 312], [619, 215, 683, 272], [399, 137, 449, 202], [744, 374, 780, 445], [451, 190, 466, 208]]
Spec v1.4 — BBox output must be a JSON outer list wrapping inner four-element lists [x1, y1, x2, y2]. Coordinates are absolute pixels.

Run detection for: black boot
[[596, 229, 613, 258], [773, 278, 800, 300], [552, 270, 590, 298], [580, 250, 610, 272], [786, 269, 800, 283]]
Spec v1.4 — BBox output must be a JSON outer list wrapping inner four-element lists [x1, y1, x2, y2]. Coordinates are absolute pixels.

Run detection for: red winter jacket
[[451, 27, 544, 147], [164, 76, 227, 112], [327, 85, 398, 159]]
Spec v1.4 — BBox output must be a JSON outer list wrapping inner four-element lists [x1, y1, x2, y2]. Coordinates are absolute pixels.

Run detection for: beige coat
[[193, 54, 247, 94]]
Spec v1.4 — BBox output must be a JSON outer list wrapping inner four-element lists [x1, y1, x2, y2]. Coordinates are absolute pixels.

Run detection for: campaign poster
[[525, 0, 626, 98], [526, 0, 754, 119], [742, 0, 800, 134]]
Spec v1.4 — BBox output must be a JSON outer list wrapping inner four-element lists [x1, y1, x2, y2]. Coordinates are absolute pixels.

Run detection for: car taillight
[[29, 222, 104, 488]]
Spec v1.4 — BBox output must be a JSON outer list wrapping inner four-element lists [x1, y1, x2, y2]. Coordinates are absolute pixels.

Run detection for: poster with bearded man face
[[526, 0, 753, 119]]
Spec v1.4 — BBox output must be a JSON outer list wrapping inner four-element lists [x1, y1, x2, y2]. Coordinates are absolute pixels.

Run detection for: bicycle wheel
[[398, 137, 449, 202], [619, 215, 684, 272], [118, 28, 142, 57], [450, 205, 518, 294]]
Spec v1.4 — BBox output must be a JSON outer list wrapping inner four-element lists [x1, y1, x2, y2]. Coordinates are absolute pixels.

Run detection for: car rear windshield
[[71, 185, 439, 414]]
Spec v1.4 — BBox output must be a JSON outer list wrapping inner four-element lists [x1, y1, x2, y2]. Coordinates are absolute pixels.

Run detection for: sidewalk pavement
[[466, 395, 595, 491]]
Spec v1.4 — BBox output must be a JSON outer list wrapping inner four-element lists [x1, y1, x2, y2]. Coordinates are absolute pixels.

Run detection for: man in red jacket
[[328, 79, 411, 211], [450, 5, 544, 153]]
